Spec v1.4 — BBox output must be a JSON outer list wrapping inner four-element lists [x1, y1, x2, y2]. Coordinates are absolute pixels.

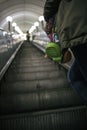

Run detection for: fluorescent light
[[34, 21, 39, 27], [6, 16, 13, 22], [12, 22, 17, 27], [39, 16, 44, 22]]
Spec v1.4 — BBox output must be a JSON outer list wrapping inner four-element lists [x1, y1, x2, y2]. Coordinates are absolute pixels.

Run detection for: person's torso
[[56, 0, 87, 50]]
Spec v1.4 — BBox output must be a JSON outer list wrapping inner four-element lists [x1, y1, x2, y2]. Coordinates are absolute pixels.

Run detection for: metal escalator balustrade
[[0, 41, 87, 130]]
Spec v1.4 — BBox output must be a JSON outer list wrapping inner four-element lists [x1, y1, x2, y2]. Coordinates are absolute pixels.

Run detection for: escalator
[[0, 41, 87, 130]]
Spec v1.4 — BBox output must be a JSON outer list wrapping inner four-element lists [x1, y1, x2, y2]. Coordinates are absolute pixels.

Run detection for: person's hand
[[61, 49, 72, 63]]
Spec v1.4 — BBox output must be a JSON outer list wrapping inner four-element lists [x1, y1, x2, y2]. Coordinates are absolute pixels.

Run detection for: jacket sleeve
[[43, 0, 61, 22]]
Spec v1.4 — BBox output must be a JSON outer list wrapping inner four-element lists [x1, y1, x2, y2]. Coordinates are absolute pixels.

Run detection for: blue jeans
[[68, 43, 87, 104]]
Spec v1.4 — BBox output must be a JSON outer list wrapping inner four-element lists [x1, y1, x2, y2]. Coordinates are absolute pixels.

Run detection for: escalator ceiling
[[0, 0, 45, 32]]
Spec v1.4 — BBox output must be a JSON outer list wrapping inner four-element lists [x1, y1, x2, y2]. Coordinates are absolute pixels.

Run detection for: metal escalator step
[[0, 89, 82, 115], [16, 54, 44, 57], [5, 71, 66, 81], [12, 59, 52, 65], [9, 65, 59, 73], [14, 56, 48, 61], [11, 58, 53, 67], [1, 78, 70, 94], [10, 61, 55, 67], [0, 106, 87, 130]]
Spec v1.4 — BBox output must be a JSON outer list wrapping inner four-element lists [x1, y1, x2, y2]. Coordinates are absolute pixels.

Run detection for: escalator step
[[1, 78, 69, 94], [8, 65, 59, 73], [10, 61, 55, 67], [4, 71, 65, 81], [0, 106, 87, 130], [0, 89, 82, 115]]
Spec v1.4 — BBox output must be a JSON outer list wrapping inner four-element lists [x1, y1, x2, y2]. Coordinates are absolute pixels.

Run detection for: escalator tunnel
[[0, 41, 87, 130]]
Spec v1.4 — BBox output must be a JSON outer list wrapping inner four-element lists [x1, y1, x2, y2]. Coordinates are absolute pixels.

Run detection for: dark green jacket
[[44, 0, 87, 51]]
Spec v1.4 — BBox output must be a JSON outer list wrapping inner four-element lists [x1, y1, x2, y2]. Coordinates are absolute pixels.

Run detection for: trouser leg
[[71, 43, 87, 81], [68, 44, 87, 104]]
